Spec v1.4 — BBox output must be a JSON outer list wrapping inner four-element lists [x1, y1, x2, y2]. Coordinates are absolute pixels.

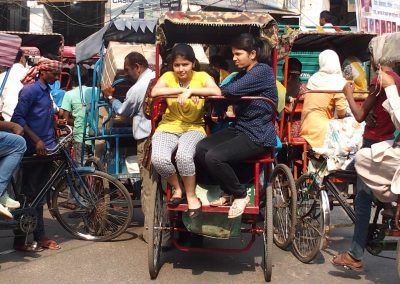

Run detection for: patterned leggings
[[151, 131, 206, 178]]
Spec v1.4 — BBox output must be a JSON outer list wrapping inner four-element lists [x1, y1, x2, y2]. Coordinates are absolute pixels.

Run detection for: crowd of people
[[0, 21, 399, 277]]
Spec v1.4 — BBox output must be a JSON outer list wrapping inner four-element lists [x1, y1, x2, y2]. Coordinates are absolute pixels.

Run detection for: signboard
[[357, 0, 400, 34]]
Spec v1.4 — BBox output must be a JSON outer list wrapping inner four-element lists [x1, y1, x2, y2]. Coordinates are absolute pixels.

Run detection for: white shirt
[[111, 68, 155, 140], [0, 63, 28, 121]]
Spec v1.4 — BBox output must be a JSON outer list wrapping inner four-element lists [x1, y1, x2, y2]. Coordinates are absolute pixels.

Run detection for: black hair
[[231, 33, 272, 65], [171, 43, 196, 64], [283, 58, 302, 74], [320, 10, 339, 26], [209, 55, 228, 71], [70, 64, 89, 87], [203, 65, 220, 84], [15, 50, 23, 63], [125, 52, 149, 68]]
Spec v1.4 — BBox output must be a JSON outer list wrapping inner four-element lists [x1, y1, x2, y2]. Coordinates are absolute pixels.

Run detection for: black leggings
[[195, 128, 268, 198]]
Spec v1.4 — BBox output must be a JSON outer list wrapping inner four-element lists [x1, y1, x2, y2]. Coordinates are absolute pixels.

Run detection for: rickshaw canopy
[[0, 33, 22, 68], [0, 31, 63, 58], [279, 30, 376, 62], [75, 19, 157, 63], [156, 11, 278, 47]]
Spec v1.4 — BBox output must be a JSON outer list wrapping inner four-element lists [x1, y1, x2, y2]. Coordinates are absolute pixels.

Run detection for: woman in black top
[[195, 33, 277, 219]]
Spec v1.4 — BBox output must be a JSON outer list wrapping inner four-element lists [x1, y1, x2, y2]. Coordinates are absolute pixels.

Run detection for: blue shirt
[[11, 80, 56, 153], [221, 63, 277, 147]]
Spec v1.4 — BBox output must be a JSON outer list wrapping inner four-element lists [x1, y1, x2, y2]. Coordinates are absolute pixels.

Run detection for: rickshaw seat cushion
[[244, 151, 274, 163]]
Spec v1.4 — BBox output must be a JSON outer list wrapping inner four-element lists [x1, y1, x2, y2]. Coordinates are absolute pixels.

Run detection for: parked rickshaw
[[146, 11, 296, 282], [276, 29, 400, 264]]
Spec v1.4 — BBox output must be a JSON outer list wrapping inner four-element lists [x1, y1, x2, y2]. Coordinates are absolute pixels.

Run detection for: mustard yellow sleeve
[[159, 71, 176, 87], [334, 92, 347, 114]]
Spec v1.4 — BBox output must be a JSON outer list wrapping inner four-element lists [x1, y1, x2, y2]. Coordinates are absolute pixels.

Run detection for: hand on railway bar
[[177, 88, 192, 106], [35, 139, 47, 156], [342, 82, 354, 99]]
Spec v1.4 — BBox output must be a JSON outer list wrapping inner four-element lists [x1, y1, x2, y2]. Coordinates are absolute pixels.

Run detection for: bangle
[[108, 96, 113, 100]]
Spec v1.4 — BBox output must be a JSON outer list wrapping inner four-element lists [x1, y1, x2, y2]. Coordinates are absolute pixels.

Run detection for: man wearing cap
[[11, 57, 63, 252]]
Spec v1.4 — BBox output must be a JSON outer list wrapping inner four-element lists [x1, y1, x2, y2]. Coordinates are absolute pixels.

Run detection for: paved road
[[0, 207, 399, 284]]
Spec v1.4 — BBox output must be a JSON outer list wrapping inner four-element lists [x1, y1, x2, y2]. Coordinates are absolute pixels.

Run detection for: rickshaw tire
[[271, 164, 296, 250], [51, 170, 133, 241], [292, 174, 324, 263], [396, 240, 400, 279], [263, 174, 273, 282], [148, 182, 164, 279]]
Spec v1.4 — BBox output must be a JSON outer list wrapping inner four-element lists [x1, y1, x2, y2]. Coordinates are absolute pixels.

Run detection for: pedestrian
[[11, 57, 63, 252], [102, 52, 157, 243]]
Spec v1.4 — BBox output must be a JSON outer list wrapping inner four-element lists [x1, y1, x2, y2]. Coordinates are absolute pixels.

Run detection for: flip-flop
[[210, 195, 233, 207], [187, 199, 202, 219], [38, 238, 61, 250]]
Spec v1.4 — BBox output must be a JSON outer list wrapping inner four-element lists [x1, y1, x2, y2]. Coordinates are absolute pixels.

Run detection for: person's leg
[[151, 132, 182, 197], [175, 131, 206, 210], [348, 176, 373, 260], [203, 130, 267, 198], [0, 132, 26, 197]]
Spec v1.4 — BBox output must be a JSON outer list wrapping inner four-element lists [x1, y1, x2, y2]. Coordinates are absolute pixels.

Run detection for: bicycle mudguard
[[75, 166, 96, 174]]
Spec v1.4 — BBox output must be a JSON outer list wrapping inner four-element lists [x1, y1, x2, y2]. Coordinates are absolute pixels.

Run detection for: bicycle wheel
[[52, 170, 133, 241], [148, 182, 165, 279], [271, 164, 296, 250], [292, 174, 326, 263], [263, 176, 273, 282]]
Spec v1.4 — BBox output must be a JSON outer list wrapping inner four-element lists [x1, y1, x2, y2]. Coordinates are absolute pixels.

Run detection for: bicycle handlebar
[[46, 125, 73, 155]]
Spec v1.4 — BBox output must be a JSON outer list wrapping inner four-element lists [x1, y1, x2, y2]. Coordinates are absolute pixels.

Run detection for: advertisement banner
[[357, 0, 400, 34]]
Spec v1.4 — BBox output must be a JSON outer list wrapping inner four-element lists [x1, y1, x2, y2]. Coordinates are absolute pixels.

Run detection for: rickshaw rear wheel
[[148, 182, 164, 279], [292, 174, 325, 263], [263, 172, 273, 282], [52, 170, 133, 241], [271, 164, 296, 250]]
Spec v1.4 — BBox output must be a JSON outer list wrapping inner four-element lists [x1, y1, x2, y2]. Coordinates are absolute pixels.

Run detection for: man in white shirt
[[0, 50, 28, 121], [332, 71, 400, 271]]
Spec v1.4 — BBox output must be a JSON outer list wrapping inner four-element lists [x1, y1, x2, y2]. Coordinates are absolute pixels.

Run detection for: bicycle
[[0, 125, 133, 243], [292, 150, 400, 269]]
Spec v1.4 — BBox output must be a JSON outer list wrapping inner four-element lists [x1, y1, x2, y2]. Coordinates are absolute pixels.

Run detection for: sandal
[[168, 190, 185, 207], [59, 201, 77, 210], [14, 243, 44, 253], [228, 195, 250, 219], [331, 252, 363, 272], [210, 195, 233, 207], [187, 198, 202, 219], [38, 237, 61, 250]]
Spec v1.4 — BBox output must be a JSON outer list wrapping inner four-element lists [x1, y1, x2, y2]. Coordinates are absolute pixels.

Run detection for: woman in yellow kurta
[[151, 44, 221, 218], [300, 49, 347, 148]]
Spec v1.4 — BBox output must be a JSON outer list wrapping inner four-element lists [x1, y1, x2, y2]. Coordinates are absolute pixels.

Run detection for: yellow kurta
[[300, 92, 347, 148], [156, 71, 210, 135]]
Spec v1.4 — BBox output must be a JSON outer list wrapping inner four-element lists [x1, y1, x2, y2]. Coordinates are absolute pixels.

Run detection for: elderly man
[[102, 52, 157, 244], [332, 71, 400, 271], [11, 57, 62, 252]]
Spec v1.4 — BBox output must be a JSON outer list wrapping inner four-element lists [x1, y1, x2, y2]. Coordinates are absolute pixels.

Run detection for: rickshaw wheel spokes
[[271, 164, 296, 250], [148, 182, 164, 279]]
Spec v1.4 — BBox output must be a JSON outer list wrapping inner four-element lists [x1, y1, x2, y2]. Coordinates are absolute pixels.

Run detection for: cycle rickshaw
[[0, 32, 133, 242], [277, 29, 400, 268], [146, 11, 296, 282]]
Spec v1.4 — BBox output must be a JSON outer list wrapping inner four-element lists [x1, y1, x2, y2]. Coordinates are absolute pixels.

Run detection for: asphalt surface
[[0, 206, 399, 284]]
